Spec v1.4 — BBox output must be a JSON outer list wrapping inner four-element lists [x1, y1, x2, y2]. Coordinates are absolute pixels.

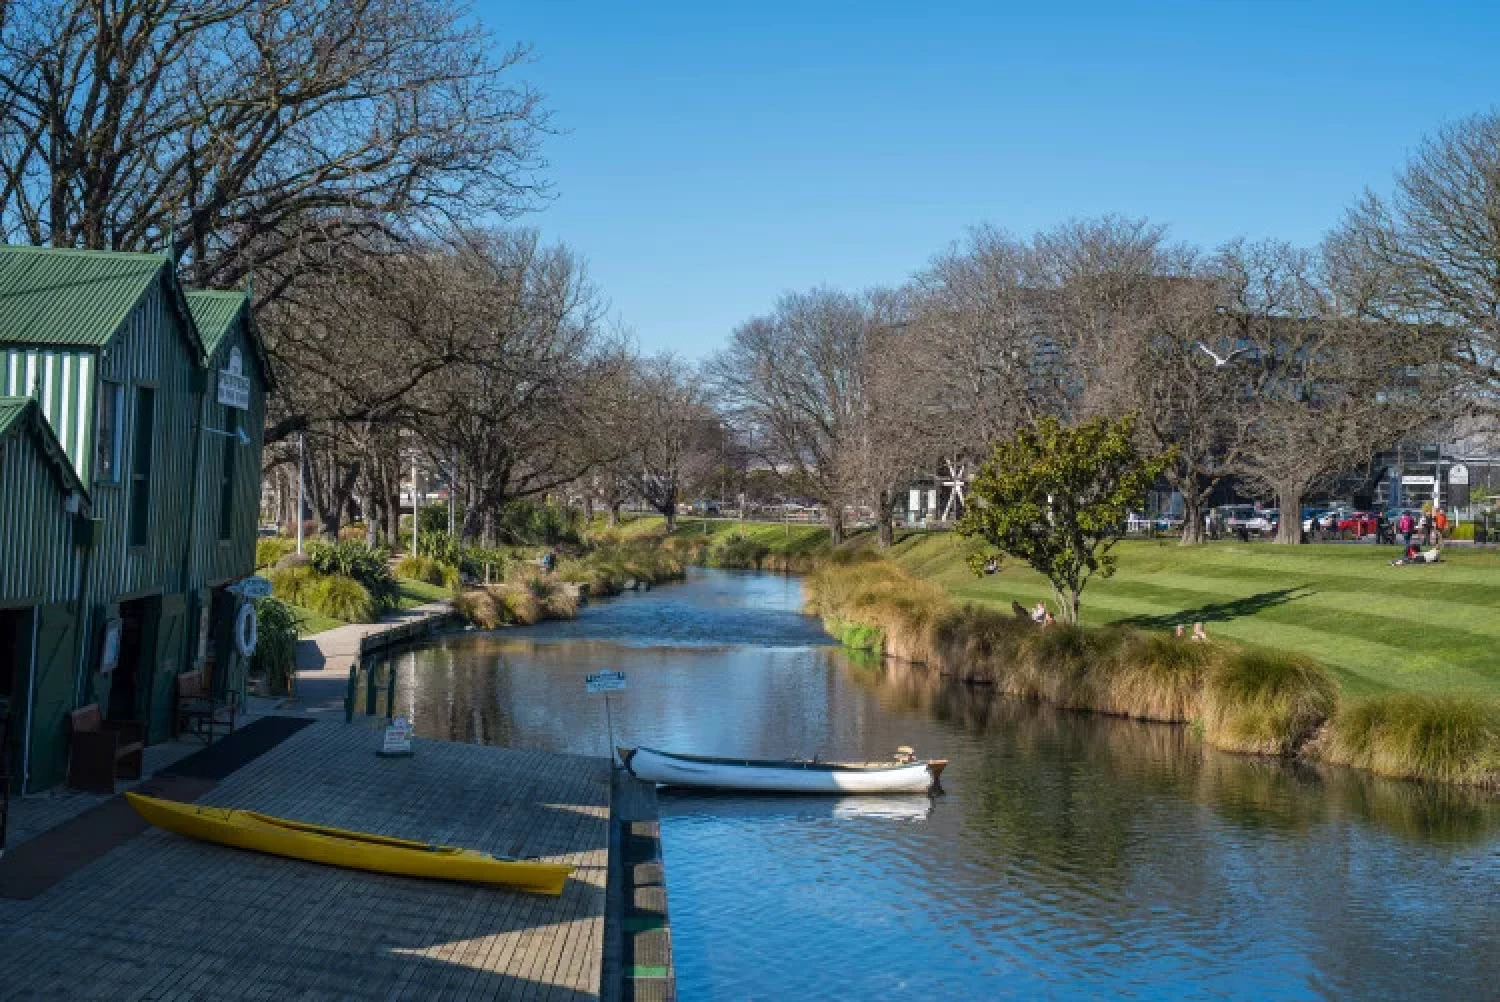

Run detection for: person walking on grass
[[1433, 507, 1449, 547], [1398, 510, 1414, 549]]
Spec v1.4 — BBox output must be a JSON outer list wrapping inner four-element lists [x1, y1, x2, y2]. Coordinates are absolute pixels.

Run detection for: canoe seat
[[176, 670, 237, 745], [67, 704, 144, 793]]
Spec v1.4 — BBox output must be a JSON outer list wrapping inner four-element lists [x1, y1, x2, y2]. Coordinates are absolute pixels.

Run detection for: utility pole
[[412, 457, 420, 556], [296, 431, 305, 555]]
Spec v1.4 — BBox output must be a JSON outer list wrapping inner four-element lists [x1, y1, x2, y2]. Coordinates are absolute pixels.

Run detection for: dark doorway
[[109, 600, 150, 721], [0, 608, 29, 796]]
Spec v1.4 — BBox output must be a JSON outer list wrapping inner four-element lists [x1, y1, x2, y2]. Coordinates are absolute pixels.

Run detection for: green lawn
[[887, 532, 1500, 700], [395, 577, 452, 609], [609, 513, 832, 554]]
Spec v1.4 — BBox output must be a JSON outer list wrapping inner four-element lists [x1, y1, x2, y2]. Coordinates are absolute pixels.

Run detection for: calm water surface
[[374, 569, 1500, 1000]]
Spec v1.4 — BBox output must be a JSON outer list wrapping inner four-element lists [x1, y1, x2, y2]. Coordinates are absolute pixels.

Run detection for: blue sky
[[474, 1, 1500, 357]]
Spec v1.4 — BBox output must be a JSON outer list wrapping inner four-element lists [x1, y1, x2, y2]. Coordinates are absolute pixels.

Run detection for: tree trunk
[[1275, 489, 1304, 544], [828, 507, 844, 547], [877, 489, 893, 548], [1179, 496, 1204, 545], [608, 502, 621, 528], [663, 509, 677, 533]]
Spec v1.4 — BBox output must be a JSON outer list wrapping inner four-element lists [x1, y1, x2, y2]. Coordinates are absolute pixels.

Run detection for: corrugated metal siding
[[0, 413, 83, 607], [190, 321, 267, 586], [87, 283, 200, 602], [0, 348, 96, 481]]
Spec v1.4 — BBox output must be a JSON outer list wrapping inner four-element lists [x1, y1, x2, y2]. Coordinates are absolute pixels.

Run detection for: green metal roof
[[184, 288, 275, 390], [0, 395, 90, 505], [185, 290, 247, 357], [0, 245, 174, 348]]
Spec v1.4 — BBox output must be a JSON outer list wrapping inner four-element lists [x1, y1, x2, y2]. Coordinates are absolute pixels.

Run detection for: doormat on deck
[[0, 774, 212, 900], [157, 715, 315, 780], [0, 716, 315, 900]]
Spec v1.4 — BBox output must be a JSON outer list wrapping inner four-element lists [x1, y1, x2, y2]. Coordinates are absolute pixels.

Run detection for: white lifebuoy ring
[[235, 602, 258, 657]]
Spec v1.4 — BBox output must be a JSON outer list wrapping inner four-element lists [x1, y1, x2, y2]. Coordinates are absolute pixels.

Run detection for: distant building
[[0, 246, 270, 793]]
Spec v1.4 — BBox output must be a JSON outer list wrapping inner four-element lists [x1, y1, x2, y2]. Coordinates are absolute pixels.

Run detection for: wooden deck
[[0, 719, 611, 1000]]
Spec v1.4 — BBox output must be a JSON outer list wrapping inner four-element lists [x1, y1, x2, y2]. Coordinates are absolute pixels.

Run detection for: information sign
[[586, 670, 626, 693]]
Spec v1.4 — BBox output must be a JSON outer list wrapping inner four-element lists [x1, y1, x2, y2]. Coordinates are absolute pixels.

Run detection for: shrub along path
[[887, 533, 1500, 701]]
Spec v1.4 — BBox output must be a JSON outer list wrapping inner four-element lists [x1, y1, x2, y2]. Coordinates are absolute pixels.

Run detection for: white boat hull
[[621, 747, 944, 794]]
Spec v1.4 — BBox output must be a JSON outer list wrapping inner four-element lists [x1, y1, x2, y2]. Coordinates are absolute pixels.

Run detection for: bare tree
[[1223, 240, 1432, 543], [620, 355, 719, 533], [409, 230, 615, 542], [710, 288, 876, 545], [0, 0, 546, 287], [1328, 110, 1499, 430]]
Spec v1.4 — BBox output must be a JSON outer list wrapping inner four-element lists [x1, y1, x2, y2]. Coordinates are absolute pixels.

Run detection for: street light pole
[[295, 431, 305, 556], [412, 457, 420, 557]]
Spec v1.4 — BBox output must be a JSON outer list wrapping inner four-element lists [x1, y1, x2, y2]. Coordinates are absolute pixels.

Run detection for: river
[[372, 568, 1500, 1000]]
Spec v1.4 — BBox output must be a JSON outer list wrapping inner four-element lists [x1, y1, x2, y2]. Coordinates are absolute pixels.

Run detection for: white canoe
[[619, 746, 946, 794]]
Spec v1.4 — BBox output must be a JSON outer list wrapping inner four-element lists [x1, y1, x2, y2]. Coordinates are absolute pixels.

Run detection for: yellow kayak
[[125, 792, 574, 896]]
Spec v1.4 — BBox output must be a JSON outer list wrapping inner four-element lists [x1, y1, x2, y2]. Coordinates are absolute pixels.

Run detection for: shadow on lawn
[[1120, 586, 1313, 631]]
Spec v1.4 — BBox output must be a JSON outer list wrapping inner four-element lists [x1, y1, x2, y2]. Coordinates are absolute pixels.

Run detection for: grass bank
[[806, 552, 1499, 789]]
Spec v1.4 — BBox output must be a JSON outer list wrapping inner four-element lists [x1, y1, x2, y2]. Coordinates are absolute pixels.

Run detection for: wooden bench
[[176, 670, 237, 744], [67, 704, 144, 793]]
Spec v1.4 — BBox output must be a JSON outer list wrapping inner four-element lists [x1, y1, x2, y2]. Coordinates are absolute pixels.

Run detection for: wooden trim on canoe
[[617, 747, 637, 770], [926, 760, 948, 781]]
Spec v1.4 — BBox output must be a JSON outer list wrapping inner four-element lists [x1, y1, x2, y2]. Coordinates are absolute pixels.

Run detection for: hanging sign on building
[[1449, 464, 1470, 485], [1401, 475, 1436, 486], [217, 346, 250, 410]]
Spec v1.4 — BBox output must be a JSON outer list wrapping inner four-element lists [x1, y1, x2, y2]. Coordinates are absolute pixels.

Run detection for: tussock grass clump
[[256, 537, 296, 569], [1103, 632, 1215, 722], [394, 554, 459, 590], [268, 565, 316, 606], [1201, 648, 1337, 756], [303, 574, 377, 623], [1318, 694, 1500, 788], [453, 588, 504, 629]]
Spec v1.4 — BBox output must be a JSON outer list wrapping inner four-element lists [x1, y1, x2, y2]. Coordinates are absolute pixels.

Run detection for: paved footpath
[[294, 602, 456, 715], [0, 719, 611, 1001]]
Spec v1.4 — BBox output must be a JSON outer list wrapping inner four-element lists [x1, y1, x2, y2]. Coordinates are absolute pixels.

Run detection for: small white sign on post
[[378, 716, 414, 758], [1449, 464, 1470, 485], [586, 671, 626, 766], [586, 670, 626, 693]]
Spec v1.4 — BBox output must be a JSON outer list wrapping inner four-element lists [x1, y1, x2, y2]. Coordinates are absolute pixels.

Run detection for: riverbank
[[806, 553, 1500, 789]]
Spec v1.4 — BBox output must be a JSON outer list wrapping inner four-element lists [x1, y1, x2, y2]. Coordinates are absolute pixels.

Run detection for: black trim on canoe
[[628, 747, 930, 773]]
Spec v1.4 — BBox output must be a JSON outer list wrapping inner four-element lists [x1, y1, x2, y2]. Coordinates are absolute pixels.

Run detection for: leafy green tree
[[957, 415, 1169, 623]]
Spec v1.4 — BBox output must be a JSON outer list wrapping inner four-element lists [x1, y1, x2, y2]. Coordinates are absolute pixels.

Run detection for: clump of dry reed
[[1314, 694, 1500, 788]]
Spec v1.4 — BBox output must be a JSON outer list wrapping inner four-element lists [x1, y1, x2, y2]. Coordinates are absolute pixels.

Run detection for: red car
[[1337, 511, 1379, 539]]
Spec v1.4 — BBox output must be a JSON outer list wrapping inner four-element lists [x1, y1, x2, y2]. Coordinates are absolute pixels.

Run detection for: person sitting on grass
[[1174, 624, 1185, 638], [1190, 622, 1209, 642], [1391, 544, 1442, 566], [1031, 601, 1048, 625]]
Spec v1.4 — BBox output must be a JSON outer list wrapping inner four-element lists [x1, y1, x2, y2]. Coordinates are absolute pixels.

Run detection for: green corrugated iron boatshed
[[0, 397, 92, 792], [0, 246, 270, 794]]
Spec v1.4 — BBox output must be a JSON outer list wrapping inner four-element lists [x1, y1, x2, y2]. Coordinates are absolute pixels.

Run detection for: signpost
[[586, 671, 626, 765], [378, 716, 414, 758]]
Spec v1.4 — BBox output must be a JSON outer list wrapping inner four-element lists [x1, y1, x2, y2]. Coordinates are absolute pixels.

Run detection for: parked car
[[1337, 511, 1380, 539]]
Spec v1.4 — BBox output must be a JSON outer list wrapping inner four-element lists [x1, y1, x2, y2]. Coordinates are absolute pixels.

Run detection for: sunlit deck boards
[[0, 720, 611, 1000]]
